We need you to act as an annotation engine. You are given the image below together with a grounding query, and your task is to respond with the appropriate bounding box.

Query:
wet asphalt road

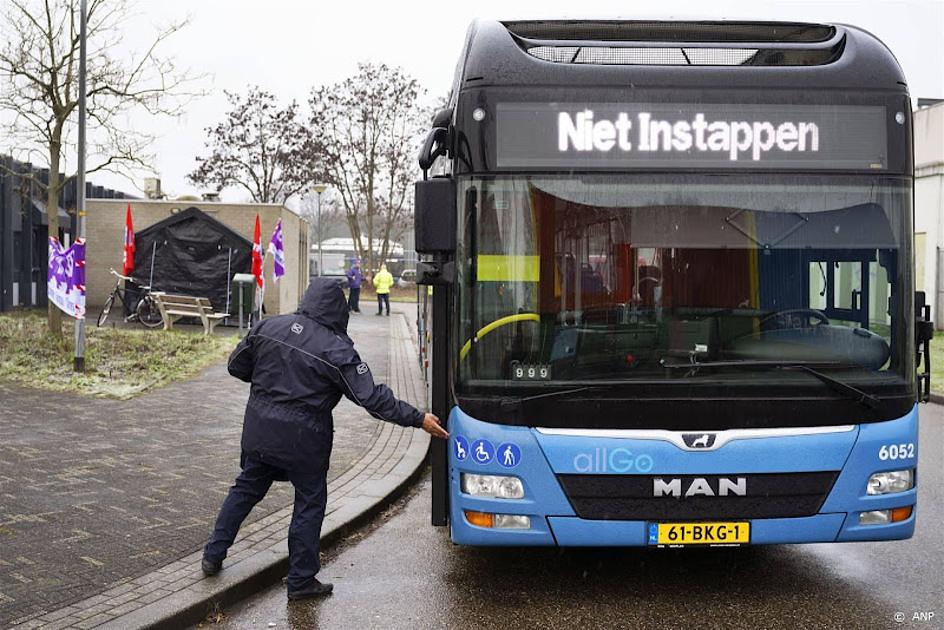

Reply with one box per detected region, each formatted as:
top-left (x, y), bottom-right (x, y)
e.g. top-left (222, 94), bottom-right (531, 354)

top-left (208, 411), bottom-right (942, 630)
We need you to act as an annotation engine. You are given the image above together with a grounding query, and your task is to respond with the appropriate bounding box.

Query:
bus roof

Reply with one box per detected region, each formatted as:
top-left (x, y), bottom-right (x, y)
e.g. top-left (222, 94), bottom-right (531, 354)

top-left (454, 20), bottom-right (907, 94)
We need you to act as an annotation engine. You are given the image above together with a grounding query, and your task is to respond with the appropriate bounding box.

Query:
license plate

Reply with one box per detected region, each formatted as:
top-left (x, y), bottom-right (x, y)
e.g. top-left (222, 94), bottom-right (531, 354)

top-left (648, 522), bottom-right (750, 546)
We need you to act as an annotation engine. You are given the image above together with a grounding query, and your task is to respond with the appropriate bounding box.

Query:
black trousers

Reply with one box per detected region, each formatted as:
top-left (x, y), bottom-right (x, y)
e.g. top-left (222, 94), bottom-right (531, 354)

top-left (204, 453), bottom-right (328, 591)
top-left (348, 287), bottom-right (360, 312)
top-left (377, 293), bottom-right (390, 315)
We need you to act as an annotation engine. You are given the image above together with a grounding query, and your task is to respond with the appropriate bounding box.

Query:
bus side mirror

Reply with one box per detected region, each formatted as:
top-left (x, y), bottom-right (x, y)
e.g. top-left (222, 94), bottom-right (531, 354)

top-left (415, 177), bottom-right (456, 255)
top-left (418, 108), bottom-right (453, 172)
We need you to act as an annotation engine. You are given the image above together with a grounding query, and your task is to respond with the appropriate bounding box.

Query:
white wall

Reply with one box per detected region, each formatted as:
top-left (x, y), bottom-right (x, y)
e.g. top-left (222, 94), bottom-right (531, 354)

top-left (914, 102), bottom-right (944, 326)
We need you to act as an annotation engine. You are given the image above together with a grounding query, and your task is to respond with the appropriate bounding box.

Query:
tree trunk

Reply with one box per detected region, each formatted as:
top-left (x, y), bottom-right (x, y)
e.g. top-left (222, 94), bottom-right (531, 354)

top-left (366, 192), bottom-right (375, 273)
top-left (347, 213), bottom-right (364, 265)
top-left (46, 141), bottom-right (63, 339)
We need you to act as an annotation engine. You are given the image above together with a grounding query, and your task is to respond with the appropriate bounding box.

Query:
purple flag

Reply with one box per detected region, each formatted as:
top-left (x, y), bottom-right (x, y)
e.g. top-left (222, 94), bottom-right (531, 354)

top-left (267, 219), bottom-right (285, 281)
top-left (47, 236), bottom-right (86, 319)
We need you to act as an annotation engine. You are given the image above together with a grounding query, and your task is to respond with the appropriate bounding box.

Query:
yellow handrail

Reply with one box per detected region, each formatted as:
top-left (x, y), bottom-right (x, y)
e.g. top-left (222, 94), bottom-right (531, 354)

top-left (459, 313), bottom-right (540, 361)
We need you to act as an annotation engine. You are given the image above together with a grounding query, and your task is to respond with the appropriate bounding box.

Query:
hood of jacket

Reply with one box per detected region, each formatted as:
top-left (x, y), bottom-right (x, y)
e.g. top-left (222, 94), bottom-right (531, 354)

top-left (297, 277), bottom-right (349, 333)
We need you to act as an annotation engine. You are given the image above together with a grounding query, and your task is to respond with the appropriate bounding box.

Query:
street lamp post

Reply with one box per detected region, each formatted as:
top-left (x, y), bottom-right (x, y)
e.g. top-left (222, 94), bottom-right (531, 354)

top-left (73, 0), bottom-right (88, 372)
top-left (313, 183), bottom-right (327, 276)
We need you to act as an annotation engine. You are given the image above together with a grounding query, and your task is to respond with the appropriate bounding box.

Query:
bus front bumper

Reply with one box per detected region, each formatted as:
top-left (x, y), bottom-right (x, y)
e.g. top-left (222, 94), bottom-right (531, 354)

top-left (447, 406), bottom-right (918, 547)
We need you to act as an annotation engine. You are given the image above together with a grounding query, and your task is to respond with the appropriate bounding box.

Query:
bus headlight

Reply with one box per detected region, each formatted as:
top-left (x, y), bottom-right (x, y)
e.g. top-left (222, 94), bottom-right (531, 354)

top-left (866, 469), bottom-right (914, 495)
top-left (461, 473), bottom-right (524, 499)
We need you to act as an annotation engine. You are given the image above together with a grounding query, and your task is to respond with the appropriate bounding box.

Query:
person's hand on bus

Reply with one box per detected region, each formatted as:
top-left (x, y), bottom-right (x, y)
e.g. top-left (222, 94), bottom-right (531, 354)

top-left (421, 413), bottom-right (448, 439)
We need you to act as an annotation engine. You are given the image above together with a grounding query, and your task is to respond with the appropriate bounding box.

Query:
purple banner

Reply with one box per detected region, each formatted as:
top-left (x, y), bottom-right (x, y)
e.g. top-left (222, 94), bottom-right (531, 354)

top-left (268, 219), bottom-right (285, 280)
top-left (47, 237), bottom-right (86, 319)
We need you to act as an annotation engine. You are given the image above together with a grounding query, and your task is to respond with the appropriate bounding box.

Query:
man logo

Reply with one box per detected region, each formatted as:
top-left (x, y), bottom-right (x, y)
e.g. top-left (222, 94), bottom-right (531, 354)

top-left (356, 363), bottom-right (369, 375)
top-left (653, 477), bottom-right (747, 497)
top-left (683, 433), bottom-right (716, 449)
top-left (291, 323), bottom-right (304, 334)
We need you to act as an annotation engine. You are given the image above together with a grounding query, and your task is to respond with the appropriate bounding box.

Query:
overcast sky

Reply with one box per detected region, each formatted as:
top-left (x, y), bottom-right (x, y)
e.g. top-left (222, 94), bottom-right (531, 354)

top-left (94, 0), bottom-right (944, 200)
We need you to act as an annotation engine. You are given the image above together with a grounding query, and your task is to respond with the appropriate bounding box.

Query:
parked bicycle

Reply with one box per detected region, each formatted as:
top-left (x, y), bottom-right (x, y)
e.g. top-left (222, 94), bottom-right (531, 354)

top-left (97, 269), bottom-right (163, 328)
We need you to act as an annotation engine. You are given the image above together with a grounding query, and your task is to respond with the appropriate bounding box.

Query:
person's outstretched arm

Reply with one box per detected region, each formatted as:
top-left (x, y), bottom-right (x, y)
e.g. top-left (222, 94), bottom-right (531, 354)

top-left (329, 347), bottom-right (447, 438)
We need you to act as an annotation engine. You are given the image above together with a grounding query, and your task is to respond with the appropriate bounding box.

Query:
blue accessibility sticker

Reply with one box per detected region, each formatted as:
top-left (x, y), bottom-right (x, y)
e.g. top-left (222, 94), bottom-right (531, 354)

top-left (453, 435), bottom-right (469, 461)
top-left (648, 523), bottom-right (659, 545)
top-left (471, 439), bottom-right (495, 465)
top-left (496, 443), bottom-right (522, 468)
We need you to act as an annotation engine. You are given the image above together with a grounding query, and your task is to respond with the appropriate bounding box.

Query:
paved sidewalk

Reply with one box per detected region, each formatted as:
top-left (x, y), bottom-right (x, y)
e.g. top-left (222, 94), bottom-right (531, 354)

top-left (0, 308), bottom-right (428, 628)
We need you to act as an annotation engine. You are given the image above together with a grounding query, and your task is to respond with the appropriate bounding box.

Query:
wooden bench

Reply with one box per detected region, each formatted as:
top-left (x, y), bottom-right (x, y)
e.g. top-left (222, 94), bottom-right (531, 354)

top-left (151, 292), bottom-right (228, 336)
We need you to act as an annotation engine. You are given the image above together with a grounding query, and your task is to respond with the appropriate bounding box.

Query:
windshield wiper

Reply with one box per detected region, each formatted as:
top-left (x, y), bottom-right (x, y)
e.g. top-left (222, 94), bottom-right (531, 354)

top-left (659, 358), bottom-right (880, 410)
top-left (503, 386), bottom-right (600, 406)
top-left (502, 381), bottom-right (638, 407)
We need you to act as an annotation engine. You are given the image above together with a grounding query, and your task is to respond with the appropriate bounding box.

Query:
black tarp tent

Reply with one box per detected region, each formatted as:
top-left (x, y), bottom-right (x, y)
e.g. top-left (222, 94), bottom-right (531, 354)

top-left (132, 207), bottom-right (252, 317)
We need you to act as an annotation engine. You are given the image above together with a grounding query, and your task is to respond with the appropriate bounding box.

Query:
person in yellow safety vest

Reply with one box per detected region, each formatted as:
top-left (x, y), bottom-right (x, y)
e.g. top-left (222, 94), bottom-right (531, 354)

top-left (373, 264), bottom-right (394, 316)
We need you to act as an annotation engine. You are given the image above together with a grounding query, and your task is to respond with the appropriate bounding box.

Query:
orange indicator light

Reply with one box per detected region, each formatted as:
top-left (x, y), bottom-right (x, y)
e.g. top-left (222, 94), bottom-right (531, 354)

top-left (464, 510), bottom-right (494, 528)
top-left (891, 506), bottom-right (913, 522)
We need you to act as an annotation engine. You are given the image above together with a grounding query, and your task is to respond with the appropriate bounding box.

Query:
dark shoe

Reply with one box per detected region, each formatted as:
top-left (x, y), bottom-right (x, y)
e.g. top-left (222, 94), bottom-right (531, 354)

top-left (202, 557), bottom-right (222, 577)
top-left (385, 312), bottom-right (390, 316)
top-left (375, 312), bottom-right (382, 316)
top-left (288, 579), bottom-right (334, 600)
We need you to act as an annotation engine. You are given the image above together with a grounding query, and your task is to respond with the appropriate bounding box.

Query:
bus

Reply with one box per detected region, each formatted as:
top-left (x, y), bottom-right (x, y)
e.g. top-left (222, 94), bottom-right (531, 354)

top-left (413, 19), bottom-right (933, 547)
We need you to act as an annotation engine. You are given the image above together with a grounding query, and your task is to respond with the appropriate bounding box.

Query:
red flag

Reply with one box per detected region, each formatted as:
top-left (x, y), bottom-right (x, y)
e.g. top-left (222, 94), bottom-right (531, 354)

top-left (252, 214), bottom-right (265, 311)
top-left (122, 204), bottom-right (135, 276)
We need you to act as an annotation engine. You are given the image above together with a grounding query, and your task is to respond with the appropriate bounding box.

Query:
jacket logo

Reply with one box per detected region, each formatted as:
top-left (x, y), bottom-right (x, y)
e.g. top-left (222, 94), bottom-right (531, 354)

top-left (683, 433), bottom-right (716, 449)
top-left (653, 477), bottom-right (747, 497)
top-left (356, 363), bottom-right (369, 375)
top-left (291, 323), bottom-right (303, 334)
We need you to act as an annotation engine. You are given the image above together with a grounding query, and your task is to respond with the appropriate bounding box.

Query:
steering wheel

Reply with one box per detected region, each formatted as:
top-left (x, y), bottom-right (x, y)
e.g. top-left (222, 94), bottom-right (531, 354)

top-left (759, 308), bottom-right (830, 330)
top-left (459, 313), bottom-right (541, 361)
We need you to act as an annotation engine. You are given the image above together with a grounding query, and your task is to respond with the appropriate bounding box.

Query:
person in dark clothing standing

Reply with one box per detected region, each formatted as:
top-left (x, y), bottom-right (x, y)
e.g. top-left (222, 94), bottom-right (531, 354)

top-left (345, 259), bottom-right (363, 313)
top-left (202, 277), bottom-right (447, 600)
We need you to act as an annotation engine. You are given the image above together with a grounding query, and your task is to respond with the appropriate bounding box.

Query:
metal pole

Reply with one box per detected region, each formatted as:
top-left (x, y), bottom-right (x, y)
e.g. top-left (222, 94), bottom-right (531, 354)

top-left (224, 247), bottom-right (232, 323)
top-left (238, 283), bottom-right (244, 336)
top-left (317, 191), bottom-right (323, 277)
top-left (148, 241), bottom-right (156, 288)
top-left (73, 0), bottom-right (88, 372)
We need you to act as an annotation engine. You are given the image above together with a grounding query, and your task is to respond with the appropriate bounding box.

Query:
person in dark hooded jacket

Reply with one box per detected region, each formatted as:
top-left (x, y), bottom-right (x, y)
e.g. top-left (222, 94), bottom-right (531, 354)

top-left (201, 277), bottom-right (447, 600)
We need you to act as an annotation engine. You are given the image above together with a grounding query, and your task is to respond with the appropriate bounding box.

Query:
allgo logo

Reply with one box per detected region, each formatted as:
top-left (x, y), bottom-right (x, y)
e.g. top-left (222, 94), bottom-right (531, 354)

top-left (573, 447), bottom-right (655, 473)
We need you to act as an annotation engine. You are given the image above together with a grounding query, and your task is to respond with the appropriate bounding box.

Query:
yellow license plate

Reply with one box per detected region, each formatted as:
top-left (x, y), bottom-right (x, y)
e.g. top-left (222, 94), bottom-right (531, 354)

top-left (650, 522), bottom-right (750, 546)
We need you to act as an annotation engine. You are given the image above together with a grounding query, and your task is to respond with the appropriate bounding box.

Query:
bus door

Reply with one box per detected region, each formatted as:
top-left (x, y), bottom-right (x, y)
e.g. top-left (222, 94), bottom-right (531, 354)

top-left (804, 251), bottom-right (888, 331)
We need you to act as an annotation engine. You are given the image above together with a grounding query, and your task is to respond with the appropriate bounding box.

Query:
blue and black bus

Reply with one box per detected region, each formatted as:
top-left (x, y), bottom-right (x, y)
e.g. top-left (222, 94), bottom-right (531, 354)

top-left (414, 20), bottom-right (933, 547)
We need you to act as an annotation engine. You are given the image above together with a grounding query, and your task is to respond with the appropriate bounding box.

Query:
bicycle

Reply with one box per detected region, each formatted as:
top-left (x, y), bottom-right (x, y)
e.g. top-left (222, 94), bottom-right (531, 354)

top-left (97, 269), bottom-right (163, 328)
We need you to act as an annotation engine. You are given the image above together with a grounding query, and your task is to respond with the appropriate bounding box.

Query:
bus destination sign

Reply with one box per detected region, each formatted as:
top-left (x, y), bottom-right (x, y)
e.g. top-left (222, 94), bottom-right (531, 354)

top-left (496, 103), bottom-right (888, 170)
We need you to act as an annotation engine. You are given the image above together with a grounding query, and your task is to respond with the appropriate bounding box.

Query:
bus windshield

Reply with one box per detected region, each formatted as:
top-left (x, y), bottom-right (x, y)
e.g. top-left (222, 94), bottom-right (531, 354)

top-left (457, 174), bottom-right (913, 394)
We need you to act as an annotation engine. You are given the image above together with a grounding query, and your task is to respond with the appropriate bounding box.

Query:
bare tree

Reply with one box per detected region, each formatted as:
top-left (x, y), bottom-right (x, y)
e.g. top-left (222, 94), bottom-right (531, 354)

top-left (309, 63), bottom-right (426, 272)
top-left (189, 87), bottom-right (315, 204)
top-left (0, 0), bottom-right (201, 336)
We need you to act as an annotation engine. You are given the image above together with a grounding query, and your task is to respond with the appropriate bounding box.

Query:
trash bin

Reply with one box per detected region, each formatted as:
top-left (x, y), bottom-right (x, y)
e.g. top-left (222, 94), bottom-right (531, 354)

top-left (231, 273), bottom-right (256, 335)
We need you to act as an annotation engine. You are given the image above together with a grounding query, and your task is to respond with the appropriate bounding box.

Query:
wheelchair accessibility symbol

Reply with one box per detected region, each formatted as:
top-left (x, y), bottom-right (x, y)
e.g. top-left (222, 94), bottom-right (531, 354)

top-left (471, 439), bottom-right (494, 464)
top-left (453, 436), bottom-right (469, 461)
